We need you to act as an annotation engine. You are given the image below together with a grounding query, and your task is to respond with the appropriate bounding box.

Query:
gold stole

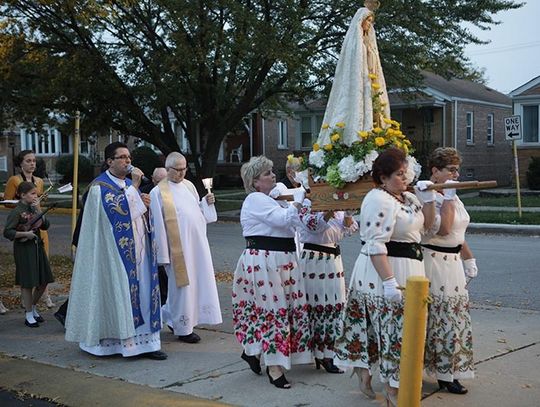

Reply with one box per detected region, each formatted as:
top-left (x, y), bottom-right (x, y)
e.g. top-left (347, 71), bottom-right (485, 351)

top-left (157, 179), bottom-right (190, 287)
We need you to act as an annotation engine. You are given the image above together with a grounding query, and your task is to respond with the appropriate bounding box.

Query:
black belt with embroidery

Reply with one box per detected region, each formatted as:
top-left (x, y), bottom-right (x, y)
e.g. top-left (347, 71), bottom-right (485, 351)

top-left (362, 240), bottom-right (423, 261)
top-left (245, 236), bottom-right (296, 252)
top-left (303, 242), bottom-right (341, 256)
top-left (422, 244), bottom-right (462, 254)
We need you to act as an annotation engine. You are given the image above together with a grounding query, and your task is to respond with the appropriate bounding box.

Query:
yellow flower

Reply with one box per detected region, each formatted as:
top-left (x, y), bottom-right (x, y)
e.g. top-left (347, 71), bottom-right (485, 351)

top-left (369, 73), bottom-right (378, 80)
top-left (331, 133), bottom-right (340, 143)
top-left (375, 137), bottom-right (386, 147)
top-left (391, 119), bottom-right (400, 128)
top-left (287, 154), bottom-right (294, 163)
top-left (371, 83), bottom-right (381, 90)
top-left (357, 130), bottom-right (369, 139)
top-left (386, 128), bottom-right (395, 137)
top-left (313, 143), bottom-right (320, 151)
top-left (403, 144), bottom-right (409, 154)
top-left (394, 140), bottom-right (403, 148)
top-left (321, 123), bottom-right (329, 130)
top-left (324, 144), bottom-right (333, 151)
top-left (404, 139), bottom-right (411, 146)
top-left (335, 122), bottom-right (345, 128)
top-left (383, 118), bottom-right (393, 125)
top-left (373, 127), bottom-right (383, 134)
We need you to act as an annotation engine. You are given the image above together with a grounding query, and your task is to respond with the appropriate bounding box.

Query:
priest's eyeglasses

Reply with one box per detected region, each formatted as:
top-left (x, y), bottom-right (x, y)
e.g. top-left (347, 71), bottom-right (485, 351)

top-left (170, 166), bottom-right (187, 172)
top-left (113, 155), bottom-right (132, 161)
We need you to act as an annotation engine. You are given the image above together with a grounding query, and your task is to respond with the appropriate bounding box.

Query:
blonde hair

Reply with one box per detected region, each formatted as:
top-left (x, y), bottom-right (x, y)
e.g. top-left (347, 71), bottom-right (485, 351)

top-left (241, 156), bottom-right (273, 193)
top-left (428, 147), bottom-right (462, 171)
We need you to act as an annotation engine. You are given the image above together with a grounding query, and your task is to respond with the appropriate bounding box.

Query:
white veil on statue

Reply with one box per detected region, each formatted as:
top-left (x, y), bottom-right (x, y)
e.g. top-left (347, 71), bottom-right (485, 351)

top-left (317, 7), bottom-right (390, 147)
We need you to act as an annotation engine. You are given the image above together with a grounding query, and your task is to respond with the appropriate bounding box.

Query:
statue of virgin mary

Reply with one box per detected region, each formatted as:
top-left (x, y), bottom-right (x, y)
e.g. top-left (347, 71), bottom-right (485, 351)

top-left (317, 3), bottom-right (390, 146)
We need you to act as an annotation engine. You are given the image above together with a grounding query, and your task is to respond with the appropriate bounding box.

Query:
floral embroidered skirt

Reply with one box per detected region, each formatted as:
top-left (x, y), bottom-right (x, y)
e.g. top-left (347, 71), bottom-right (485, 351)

top-left (232, 248), bottom-right (312, 369)
top-left (333, 253), bottom-right (425, 388)
top-left (299, 248), bottom-right (346, 359)
top-left (423, 249), bottom-right (475, 381)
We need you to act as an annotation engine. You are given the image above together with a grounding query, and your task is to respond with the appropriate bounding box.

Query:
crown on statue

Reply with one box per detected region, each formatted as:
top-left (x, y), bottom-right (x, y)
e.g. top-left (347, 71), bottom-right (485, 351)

top-left (364, 0), bottom-right (380, 11)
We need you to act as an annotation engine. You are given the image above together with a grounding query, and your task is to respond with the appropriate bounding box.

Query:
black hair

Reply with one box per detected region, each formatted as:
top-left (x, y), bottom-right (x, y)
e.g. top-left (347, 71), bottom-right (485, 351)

top-left (15, 150), bottom-right (35, 167)
top-left (104, 142), bottom-right (128, 161)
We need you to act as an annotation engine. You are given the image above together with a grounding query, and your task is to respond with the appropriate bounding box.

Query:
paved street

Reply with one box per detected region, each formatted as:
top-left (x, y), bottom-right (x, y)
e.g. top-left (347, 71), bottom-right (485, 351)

top-left (2, 211), bottom-right (539, 310)
top-left (1, 210), bottom-right (540, 406)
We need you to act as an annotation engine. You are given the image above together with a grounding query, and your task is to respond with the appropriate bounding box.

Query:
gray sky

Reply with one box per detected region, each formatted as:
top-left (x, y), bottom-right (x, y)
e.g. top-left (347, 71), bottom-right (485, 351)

top-left (464, 1), bottom-right (540, 94)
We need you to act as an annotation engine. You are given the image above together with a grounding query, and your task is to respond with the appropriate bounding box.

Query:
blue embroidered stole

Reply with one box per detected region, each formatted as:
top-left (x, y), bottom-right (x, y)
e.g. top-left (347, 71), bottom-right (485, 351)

top-left (94, 172), bottom-right (161, 332)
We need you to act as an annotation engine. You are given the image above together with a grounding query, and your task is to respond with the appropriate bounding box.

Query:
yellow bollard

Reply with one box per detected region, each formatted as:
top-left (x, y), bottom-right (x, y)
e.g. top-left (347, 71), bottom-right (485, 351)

top-left (398, 276), bottom-right (430, 407)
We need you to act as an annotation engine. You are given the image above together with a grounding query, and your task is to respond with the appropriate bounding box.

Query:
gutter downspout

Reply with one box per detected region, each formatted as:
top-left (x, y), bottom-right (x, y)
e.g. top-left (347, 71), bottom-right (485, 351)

top-left (454, 99), bottom-right (458, 148)
top-left (442, 104), bottom-right (446, 147)
top-left (262, 117), bottom-right (266, 156)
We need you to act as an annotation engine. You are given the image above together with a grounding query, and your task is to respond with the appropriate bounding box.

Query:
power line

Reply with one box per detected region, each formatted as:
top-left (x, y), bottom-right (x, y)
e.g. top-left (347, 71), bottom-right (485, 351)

top-left (468, 41), bottom-right (540, 56)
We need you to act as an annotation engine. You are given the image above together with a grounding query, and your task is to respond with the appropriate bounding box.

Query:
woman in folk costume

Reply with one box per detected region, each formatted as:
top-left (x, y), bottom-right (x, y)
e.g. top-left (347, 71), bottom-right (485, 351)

top-left (233, 156), bottom-right (311, 389)
top-left (297, 204), bottom-right (358, 374)
top-left (419, 147), bottom-right (476, 394)
top-left (4, 149), bottom-right (55, 308)
top-left (333, 148), bottom-right (435, 406)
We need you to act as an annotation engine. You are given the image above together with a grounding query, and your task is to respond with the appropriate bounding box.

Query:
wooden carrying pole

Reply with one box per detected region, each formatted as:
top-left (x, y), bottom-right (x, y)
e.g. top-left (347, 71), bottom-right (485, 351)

top-left (398, 276), bottom-right (430, 407)
top-left (275, 180), bottom-right (498, 201)
top-left (71, 111), bottom-right (80, 257)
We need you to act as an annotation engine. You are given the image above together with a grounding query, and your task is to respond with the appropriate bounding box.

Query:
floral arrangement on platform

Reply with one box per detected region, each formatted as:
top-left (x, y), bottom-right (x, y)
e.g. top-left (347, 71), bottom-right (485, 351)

top-left (295, 74), bottom-right (421, 189)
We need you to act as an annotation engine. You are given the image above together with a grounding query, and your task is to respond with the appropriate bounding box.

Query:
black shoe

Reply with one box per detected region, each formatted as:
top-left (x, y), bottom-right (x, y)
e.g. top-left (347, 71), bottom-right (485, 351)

top-left (142, 351), bottom-right (168, 360)
top-left (54, 311), bottom-right (66, 327)
top-left (315, 358), bottom-right (344, 374)
top-left (34, 315), bottom-right (44, 323)
top-left (25, 319), bottom-right (39, 328)
top-left (241, 351), bottom-right (262, 375)
top-left (167, 325), bottom-right (174, 333)
top-left (266, 367), bottom-right (291, 389)
top-left (178, 332), bottom-right (201, 343)
top-left (438, 379), bottom-right (468, 394)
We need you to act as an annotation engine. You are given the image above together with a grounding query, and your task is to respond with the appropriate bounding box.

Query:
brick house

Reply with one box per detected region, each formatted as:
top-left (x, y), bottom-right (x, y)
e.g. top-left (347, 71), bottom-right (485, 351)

top-left (260, 72), bottom-right (513, 185)
top-left (509, 75), bottom-right (540, 186)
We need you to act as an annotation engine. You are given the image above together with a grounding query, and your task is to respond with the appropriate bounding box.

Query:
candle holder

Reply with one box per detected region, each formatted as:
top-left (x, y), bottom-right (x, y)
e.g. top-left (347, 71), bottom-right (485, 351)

top-left (202, 177), bottom-right (213, 195)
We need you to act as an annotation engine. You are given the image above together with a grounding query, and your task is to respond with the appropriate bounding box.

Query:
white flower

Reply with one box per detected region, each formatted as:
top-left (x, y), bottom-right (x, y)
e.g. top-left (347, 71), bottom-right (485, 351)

top-left (354, 160), bottom-right (370, 177)
top-left (364, 150), bottom-right (379, 167)
top-left (293, 169), bottom-right (310, 190)
top-left (309, 149), bottom-right (326, 168)
top-left (338, 155), bottom-right (360, 182)
top-left (405, 155), bottom-right (422, 184)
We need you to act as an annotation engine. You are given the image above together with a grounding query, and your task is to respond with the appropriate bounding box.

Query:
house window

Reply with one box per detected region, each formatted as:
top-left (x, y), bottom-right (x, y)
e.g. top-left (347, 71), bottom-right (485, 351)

top-left (21, 128), bottom-right (71, 155)
top-left (466, 112), bottom-right (474, 144)
top-left (299, 115), bottom-right (324, 149)
top-left (80, 141), bottom-right (89, 155)
top-left (523, 105), bottom-right (539, 143)
top-left (278, 120), bottom-right (288, 149)
top-left (487, 114), bottom-right (494, 145)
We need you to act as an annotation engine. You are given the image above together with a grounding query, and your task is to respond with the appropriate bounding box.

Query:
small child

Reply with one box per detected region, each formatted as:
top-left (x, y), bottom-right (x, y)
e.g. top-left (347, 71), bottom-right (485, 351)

top-left (3, 181), bottom-right (54, 327)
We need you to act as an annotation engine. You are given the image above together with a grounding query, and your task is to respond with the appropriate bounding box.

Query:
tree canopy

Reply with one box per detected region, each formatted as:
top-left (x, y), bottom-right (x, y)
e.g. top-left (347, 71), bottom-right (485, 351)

top-left (0, 0), bottom-right (522, 177)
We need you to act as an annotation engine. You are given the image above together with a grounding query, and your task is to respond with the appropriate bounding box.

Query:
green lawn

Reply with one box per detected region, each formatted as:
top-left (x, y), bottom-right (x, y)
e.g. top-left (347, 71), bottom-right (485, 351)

top-left (468, 211), bottom-right (540, 225)
top-left (461, 195), bottom-right (540, 207)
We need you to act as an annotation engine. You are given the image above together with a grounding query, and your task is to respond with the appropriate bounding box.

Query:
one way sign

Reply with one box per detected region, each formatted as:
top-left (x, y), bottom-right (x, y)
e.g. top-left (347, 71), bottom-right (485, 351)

top-left (504, 115), bottom-right (522, 140)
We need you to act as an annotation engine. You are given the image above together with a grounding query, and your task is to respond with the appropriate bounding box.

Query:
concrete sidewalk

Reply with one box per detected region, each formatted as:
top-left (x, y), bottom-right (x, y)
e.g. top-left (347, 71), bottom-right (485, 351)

top-left (1, 283), bottom-right (539, 407)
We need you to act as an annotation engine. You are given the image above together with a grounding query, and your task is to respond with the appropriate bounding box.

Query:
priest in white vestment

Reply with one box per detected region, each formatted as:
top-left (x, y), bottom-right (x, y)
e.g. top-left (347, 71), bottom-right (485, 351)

top-left (65, 142), bottom-right (166, 360)
top-left (149, 152), bottom-right (222, 343)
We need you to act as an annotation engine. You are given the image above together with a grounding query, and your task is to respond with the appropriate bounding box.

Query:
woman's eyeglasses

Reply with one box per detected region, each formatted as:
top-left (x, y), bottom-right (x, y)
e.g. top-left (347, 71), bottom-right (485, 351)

top-left (444, 166), bottom-right (460, 174)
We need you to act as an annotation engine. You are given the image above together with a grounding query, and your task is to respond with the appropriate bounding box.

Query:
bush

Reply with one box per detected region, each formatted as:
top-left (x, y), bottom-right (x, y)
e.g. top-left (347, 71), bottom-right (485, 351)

top-left (526, 156), bottom-right (540, 190)
top-left (55, 155), bottom-right (94, 183)
top-left (131, 146), bottom-right (162, 178)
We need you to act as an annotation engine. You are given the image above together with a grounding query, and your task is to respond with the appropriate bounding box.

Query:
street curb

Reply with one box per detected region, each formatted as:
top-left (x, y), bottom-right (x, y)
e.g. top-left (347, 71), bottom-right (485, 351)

top-left (0, 354), bottom-right (232, 407)
top-left (468, 223), bottom-right (540, 236)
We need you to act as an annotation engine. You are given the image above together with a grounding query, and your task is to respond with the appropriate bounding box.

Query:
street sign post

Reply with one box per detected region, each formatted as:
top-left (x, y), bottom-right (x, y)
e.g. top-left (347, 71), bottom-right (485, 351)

top-left (504, 115), bottom-right (522, 217)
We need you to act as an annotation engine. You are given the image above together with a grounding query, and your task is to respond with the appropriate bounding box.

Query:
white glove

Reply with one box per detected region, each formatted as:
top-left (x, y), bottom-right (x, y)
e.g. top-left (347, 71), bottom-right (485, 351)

top-left (382, 277), bottom-right (402, 302)
top-left (443, 180), bottom-right (458, 201)
top-left (293, 188), bottom-right (305, 204)
top-left (463, 258), bottom-right (478, 278)
top-left (414, 180), bottom-right (436, 203)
